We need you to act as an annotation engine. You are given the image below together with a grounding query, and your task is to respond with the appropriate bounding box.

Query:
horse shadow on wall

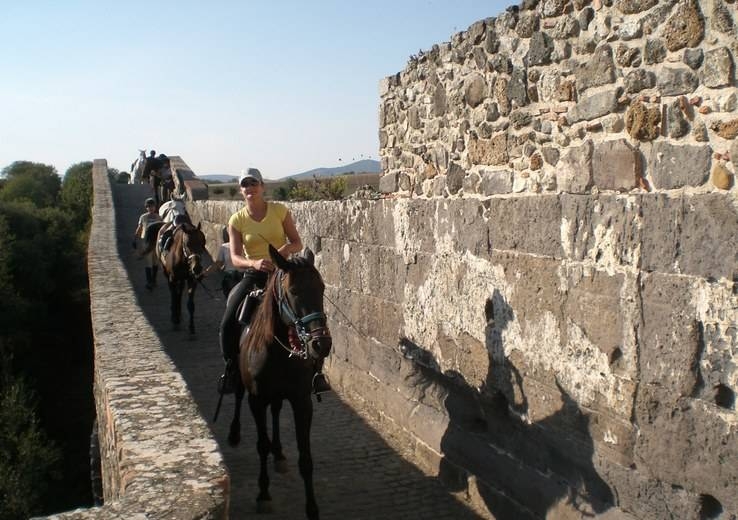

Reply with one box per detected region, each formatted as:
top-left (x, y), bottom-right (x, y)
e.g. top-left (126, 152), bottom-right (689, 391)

top-left (402, 289), bottom-right (614, 519)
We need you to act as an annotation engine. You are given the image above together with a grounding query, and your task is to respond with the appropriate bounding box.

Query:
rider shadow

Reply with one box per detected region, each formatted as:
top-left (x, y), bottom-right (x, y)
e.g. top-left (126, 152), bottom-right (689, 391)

top-left (404, 289), bottom-right (614, 519)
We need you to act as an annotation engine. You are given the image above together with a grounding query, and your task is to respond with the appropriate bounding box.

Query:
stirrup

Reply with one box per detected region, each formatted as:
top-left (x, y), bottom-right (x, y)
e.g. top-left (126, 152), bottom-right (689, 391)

top-left (312, 373), bottom-right (331, 395)
top-left (217, 362), bottom-right (239, 395)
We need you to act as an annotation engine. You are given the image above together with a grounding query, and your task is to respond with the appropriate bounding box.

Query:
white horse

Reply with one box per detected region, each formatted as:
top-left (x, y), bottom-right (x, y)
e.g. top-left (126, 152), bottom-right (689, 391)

top-left (130, 149), bottom-right (147, 185)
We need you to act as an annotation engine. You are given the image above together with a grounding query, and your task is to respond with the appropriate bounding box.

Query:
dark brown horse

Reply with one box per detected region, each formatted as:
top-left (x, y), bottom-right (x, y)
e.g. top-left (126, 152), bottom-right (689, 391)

top-left (156, 221), bottom-right (207, 334)
top-left (229, 245), bottom-right (332, 520)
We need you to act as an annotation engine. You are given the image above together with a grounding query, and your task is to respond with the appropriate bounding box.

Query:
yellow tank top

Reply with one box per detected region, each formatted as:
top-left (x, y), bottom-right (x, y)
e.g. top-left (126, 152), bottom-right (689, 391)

top-left (228, 202), bottom-right (288, 260)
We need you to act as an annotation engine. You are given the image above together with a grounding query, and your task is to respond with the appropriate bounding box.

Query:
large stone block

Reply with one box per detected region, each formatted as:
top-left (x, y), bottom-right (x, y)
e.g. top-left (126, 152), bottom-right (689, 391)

top-left (486, 195), bottom-right (563, 257)
top-left (559, 194), bottom-right (642, 269)
top-left (648, 141), bottom-right (711, 189)
top-left (592, 139), bottom-right (641, 191)
top-left (640, 193), bottom-right (737, 279)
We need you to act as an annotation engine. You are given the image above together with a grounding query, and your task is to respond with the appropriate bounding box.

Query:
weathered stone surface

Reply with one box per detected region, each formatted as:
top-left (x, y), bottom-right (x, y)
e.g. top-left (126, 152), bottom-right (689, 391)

top-left (516, 11), bottom-right (540, 37)
top-left (557, 140), bottom-right (594, 193)
top-left (576, 44), bottom-right (616, 92)
top-left (624, 69), bottom-right (656, 93)
top-left (478, 169), bottom-right (513, 195)
top-left (379, 172), bottom-right (399, 193)
top-left (541, 146), bottom-right (560, 166)
top-left (625, 101), bottom-right (661, 141)
top-left (615, 44), bottom-right (641, 67)
top-left (641, 193), bottom-right (737, 278)
top-left (666, 99), bottom-right (689, 138)
top-left (486, 196), bottom-right (563, 256)
top-left (433, 84), bottom-right (447, 116)
top-left (649, 142), bottom-right (711, 189)
top-left (468, 133), bottom-right (508, 166)
top-left (567, 88), bottom-right (620, 123)
top-left (644, 38), bottom-right (667, 64)
top-left (712, 1), bottom-right (734, 33)
top-left (711, 162), bottom-right (734, 190)
top-left (662, 0), bottom-right (705, 51)
top-left (592, 139), bottom-right (640, 191)
top-left (702, 47), bottom-right (734, 88)
top-left (683, 47), bottom-right (704, 69)
top-left (618, 19), bottom-right (642, 40)
top-left (656, 67), bottom-right (699, 96)
top-left (446, 162), bottom-right (465, 194)
top-left (615, 0), bottom-right (658, 14)
top-left (508, 69), bottom-right (528, 108)
top-left (713, 118), bottom-right (738, 139)
top-left (526, 31), bottom-right (554, 66)
top-left (542, 0), bottom-right (568, 17)
top-left (464, 74), bottom-right (487, 108)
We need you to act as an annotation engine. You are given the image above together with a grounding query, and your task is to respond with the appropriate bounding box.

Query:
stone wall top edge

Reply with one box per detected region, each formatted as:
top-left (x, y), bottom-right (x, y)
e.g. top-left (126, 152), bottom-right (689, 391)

top-left (34, 160), bottom-right (228, 520)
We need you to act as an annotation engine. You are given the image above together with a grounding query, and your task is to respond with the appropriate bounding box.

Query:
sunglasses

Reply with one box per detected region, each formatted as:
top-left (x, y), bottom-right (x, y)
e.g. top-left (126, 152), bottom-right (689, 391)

top-left (240, 179), bottom-right (260, 187)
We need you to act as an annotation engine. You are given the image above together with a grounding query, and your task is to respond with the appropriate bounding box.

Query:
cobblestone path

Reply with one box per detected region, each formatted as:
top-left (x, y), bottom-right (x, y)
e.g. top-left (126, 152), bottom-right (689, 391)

top-left (113, 183), bottom-right (481, 520)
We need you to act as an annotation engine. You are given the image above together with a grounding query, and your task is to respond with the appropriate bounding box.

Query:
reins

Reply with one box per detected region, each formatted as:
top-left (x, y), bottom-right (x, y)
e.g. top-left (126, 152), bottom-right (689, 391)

top-left (271, 269), bottom-right (329, 359)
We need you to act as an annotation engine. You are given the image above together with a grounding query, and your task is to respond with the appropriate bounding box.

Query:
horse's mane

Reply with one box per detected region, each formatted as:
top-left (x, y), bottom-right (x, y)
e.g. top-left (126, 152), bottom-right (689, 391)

top-left (244, 256), bottom-right (316, 352)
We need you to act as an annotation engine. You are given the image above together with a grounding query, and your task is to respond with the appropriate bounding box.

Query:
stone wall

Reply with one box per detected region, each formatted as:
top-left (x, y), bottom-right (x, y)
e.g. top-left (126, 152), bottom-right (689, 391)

top-left (36, 160), bottom-right (228, 519)
top-left (378, 0), bottom-right (736, 197)
top-left (187, 3), bottom-right (737, 518)
top-left (189, 191), bottom-right (736, 519)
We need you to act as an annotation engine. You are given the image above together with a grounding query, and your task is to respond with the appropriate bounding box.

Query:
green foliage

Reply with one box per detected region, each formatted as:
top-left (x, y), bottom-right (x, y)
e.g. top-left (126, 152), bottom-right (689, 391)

top-left (0, 162), bottom-right (60, 208)
top-left (0, 369), bottom-right (61, 520)
top-left (229, 187), bottom-right (238, 198)
top-left (0, 160), bottom-right (91, 516)
top-left (277, 176), bottom-right (346, 201)
top-left (212, 186), bottom-right (224, 195)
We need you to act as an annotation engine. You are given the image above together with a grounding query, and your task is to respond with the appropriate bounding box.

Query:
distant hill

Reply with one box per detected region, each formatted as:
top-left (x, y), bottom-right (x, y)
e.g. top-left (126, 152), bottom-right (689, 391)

top-left (199, 174), bottom-right (238, 183)
top-left (286, 159), bottom-right (381, 180)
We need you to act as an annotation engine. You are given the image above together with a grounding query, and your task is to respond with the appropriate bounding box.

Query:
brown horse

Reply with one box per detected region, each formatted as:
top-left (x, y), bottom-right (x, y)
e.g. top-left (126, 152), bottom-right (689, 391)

top-left (156, 221), bottom-right (207, 334)
top-left (229, 245), bottom-right (332, 520)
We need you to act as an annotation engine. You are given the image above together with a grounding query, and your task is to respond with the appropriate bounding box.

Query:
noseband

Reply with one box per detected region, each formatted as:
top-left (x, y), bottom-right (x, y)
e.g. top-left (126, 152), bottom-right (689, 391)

top-left (177, 226), bottom-right (203, 275)
top-left (274, 269), bottom-right (330, 359)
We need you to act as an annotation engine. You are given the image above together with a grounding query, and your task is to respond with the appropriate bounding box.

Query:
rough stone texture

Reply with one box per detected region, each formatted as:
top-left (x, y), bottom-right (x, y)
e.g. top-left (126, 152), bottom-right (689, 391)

top-left (368, 5), bottom-right (738, 516)
top-left (625, 101), bottom-right (661, 141)
top-left (662, 0), bottom-right (705, 51)
top-left (649, 141), bottom-right (712, 189)
top-left (188, 180), bottom-right (738, 520)
top-left (592, 139), bottom-right (640, 191)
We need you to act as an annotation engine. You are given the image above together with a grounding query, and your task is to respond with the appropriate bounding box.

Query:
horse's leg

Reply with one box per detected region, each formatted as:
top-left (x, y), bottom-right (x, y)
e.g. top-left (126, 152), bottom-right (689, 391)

top-left (248, 394), bottom-right (273, 513)
top-left (170, 280), bottom-right (182, 326)
top-left (187, 280), bottom-right (196, 335)
top-left (270, 398), bottom-right (288, 473)
top-left (291, 395), bottom-right (319, 520)
top-left (228, 383), bottom-right (244, 446)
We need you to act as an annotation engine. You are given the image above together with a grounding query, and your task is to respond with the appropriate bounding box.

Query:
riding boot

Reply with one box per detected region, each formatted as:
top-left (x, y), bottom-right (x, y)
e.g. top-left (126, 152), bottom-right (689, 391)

top-left (145, 267), bottom-right (153, 290)
top-left (151, 265), bottom-right (158, 286)
top-left (218, 358), bottom-right (240, 395)
top-left (312, 359), bottom-right (331, 394)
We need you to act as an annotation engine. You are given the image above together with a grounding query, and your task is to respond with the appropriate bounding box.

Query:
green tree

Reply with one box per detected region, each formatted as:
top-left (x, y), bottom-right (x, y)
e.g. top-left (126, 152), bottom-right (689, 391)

top-left (61, 162), bottom-right (93, 241)
top-left (0, 162), bottom-right (60, 208)
top-left (0, 371), bottom-right (60, 520)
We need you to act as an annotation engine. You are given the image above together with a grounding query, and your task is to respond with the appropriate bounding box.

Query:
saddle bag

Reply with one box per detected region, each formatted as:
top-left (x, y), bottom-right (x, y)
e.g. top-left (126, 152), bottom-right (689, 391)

top-left (237, 289), bottom-right (265, 326)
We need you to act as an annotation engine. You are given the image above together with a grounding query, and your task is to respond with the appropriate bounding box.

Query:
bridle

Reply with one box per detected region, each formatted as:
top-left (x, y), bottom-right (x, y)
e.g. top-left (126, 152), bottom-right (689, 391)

top-left (273, 268), bottom-right (331, 360)
top-left (177, 225), bottom-right (204, 277)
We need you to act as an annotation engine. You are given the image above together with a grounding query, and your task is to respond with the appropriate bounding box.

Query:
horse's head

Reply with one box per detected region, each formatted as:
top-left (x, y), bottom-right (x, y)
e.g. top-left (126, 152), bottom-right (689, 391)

top-left (179, 222), bottom-right (207, 279)
top-left (270, 245), bottom-right (332, 361)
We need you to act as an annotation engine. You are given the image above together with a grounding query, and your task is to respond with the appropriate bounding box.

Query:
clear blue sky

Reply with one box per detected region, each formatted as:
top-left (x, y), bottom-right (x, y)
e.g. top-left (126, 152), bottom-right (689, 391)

top-left (0, 1), bottom-right (507, 180)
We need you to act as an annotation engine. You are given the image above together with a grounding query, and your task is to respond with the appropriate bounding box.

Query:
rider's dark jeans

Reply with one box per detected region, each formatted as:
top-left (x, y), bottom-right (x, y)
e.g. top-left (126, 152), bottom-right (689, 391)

top-left (219, 268), bottom-right (268, 363)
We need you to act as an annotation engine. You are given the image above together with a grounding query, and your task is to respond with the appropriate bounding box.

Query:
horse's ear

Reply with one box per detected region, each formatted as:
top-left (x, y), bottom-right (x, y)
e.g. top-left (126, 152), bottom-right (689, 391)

top-left (269, 244), bottom-right (290, 271)
top-left (197, 222), bottom-right (201, 231)
top-left (303, 248), bottom-right (314, 265)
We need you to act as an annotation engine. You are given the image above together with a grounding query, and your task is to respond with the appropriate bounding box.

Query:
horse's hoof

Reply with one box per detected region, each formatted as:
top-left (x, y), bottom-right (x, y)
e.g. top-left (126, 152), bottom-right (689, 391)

top-left (274, 458), bottom-right (288, 474)
top-left (256, 500), bottom-right (273, 514)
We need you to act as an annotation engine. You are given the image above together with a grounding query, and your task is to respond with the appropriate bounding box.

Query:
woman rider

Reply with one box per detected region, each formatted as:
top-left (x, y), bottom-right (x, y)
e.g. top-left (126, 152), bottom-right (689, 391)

top-left (219, 168), bottom-right (330, 395)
